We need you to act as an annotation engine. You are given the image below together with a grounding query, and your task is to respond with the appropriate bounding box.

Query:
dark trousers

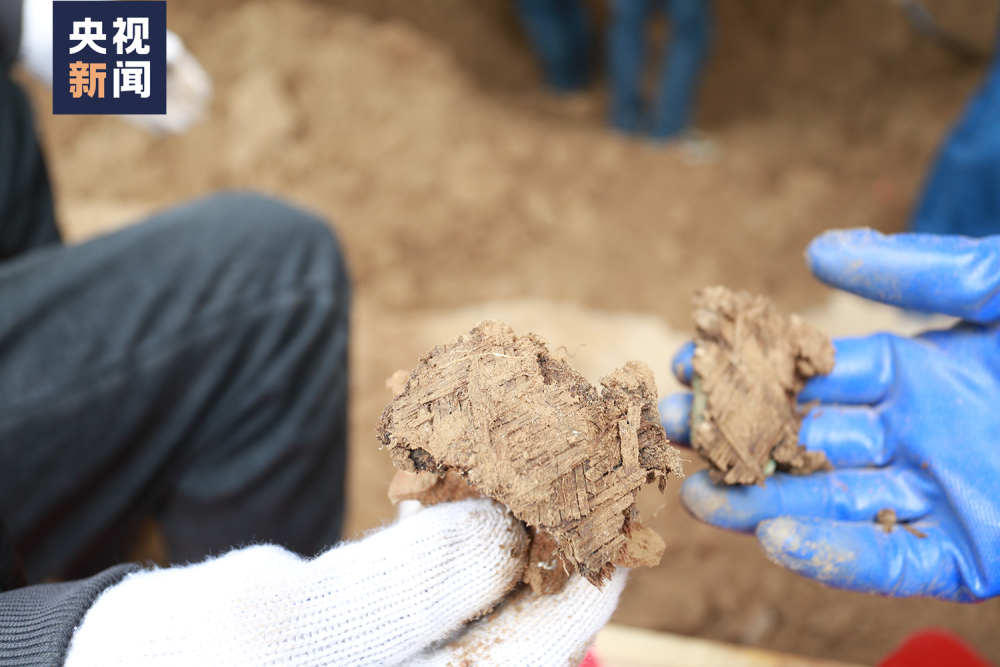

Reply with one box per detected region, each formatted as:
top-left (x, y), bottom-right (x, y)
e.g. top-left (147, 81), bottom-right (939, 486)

top-left (0, 71), bottom-right (350, 584)
top-left (607, 0), bottom-right (712, 139)
top-left (513, 0), bottom-right (594, 92)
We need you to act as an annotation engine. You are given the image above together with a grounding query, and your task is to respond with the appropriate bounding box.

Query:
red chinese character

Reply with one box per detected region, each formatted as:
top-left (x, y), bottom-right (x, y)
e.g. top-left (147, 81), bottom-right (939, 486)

top-left (69, 61), bottom-right (89, 98)
top-left (88, 62), bottom-right (106, 98)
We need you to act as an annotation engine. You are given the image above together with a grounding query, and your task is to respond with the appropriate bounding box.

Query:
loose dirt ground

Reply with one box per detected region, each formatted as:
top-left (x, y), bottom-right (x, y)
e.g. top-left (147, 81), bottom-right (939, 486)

top-left (26, 0), bottom-right (1000, 663)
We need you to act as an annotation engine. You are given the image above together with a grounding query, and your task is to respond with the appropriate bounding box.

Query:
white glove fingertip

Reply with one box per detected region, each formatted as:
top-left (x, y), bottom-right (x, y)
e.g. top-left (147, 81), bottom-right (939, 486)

top-left (371, 498), bottom-right (529, 608)
top-left (409, 568), bottom-right (628, 667)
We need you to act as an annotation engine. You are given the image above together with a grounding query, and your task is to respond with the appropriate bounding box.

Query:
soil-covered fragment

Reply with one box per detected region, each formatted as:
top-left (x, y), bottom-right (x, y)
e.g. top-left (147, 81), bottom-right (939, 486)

top-left (377, 319), bottom-right (682, 587)
top-left (523, 529), bottom-right (574, 595)
top-left (690, 286), bottom-right (835, 486)
top-left (614, 523), bottom-right (666, 568)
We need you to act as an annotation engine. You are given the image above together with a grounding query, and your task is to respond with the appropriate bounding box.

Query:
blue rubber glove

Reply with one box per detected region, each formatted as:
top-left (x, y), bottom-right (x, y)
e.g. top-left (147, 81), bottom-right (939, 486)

top-left (660, 229), bottom-right (1000, 601)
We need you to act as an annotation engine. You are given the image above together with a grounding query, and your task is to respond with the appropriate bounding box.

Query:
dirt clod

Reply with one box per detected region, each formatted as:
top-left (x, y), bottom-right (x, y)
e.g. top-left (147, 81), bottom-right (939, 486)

top-left (691, 286), bottom-right (835, 486)
top-left (876, 508), bottom-right (898, 533)
top-left (523, 529), bottom-right (574, 595)
top-left (876, 507), bottom-right (928, 539)
top-left (377, 319), bottom-right (682, 587)
top-left (386, 369), bottom-right (411, 397)
top-left (615, 523), bottom-right (667, 569)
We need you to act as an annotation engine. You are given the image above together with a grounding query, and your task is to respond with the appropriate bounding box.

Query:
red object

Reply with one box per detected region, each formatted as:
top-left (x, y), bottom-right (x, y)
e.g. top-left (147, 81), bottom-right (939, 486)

top-left (878, 629), bottom-right (993, 667)
top-left (578, 647), bottom-right (602, 667)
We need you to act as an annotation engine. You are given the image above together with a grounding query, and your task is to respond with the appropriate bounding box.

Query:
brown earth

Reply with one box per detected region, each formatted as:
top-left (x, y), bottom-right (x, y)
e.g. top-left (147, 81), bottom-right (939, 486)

top-left (25, 0), bottom-right (1000, 663)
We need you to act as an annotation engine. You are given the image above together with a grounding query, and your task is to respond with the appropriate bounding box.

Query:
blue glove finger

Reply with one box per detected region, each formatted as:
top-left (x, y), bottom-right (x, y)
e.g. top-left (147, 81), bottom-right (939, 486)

top-left (680, 468), bottom-right (933, 533)
top-left (799, 335), bottom-right (895, 405)
top-left (672, 341), bottom-right (695, 385)
top-left (658, 393), bottom-right (692, 446)
top-left (756, 516), bottom-right (976, 600)
top-left (799, 406), bottom-right (889, 468)
top-left (807, 229), bottom-right (1000, 322)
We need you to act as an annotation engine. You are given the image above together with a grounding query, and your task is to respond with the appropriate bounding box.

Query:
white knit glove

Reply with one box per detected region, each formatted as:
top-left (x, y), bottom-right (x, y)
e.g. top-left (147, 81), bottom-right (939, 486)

top-left (19, 0), bottom-right (212, 134)
top-left (408, 566), bottom-right (627, 667)
top-left (64, 499), bottom-right (626, 667)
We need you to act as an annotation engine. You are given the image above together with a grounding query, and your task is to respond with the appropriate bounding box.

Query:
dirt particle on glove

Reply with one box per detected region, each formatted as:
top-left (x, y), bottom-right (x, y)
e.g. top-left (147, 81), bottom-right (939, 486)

top-left (377, 319), bottom-right (682, 588)
top-left (876, 508), bottom-right (897, 533)
top-left (690, 286), bottom-right (834, 486)
top-left (876, 507), bottom-right (927, 538)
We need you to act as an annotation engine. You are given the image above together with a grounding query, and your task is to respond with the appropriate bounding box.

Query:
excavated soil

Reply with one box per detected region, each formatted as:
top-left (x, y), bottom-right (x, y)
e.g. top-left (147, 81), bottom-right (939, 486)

top-left (28, 0), bottom-right (1000, 663)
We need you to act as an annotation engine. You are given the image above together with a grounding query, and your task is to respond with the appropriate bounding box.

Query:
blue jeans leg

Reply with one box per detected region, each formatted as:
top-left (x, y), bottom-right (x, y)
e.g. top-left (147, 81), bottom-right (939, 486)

top-left (607, 0), bottom-right (656, 133)
top-left (650, 0), bottom-right (712, 139)
top-left (514, 0), bottom-right (594, 92)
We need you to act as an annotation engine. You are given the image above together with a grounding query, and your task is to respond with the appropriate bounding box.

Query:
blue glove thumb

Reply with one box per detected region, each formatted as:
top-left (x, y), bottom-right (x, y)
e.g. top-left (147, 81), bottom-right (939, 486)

top-left (807, 229), bottom-right (1000, 321)
top-left (658, 342), bottom-right (695, 445)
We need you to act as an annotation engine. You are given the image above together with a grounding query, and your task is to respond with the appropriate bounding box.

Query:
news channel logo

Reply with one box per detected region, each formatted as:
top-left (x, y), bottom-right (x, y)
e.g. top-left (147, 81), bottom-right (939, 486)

top-left (53, 1), bottom-right (166, 115)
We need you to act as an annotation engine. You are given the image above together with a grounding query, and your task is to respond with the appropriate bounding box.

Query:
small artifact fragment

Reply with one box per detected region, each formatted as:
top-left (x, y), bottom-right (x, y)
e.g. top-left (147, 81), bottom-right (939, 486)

top-left (377, 320), bottom-right (682, 589)
top-left (690, 286), bottom-right (835, 486)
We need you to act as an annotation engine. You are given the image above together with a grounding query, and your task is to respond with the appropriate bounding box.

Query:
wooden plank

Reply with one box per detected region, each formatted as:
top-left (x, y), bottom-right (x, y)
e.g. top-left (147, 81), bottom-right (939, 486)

top-left (594, 624), bottom-right (869, 667)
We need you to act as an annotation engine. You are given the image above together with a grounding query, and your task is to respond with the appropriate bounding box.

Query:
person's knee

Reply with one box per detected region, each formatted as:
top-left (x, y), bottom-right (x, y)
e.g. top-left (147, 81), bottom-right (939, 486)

top-left (163, 191), bottom-right (350, 296)
top-left (197, 192), bottom-right (335, 252)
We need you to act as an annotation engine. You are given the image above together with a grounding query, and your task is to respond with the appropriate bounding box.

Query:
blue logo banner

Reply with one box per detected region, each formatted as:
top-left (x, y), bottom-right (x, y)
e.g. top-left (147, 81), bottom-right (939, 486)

top-left (52, 1), bottom-right (167, 115)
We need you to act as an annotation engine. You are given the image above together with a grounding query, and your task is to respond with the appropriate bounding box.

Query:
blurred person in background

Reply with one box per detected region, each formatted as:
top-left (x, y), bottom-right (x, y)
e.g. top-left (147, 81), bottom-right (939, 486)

top-left (908, 19), bottom-right (1000, 238)
top-left (606, 0), bottom-right (715, 157)
top-left (513, 0), bottom-right (595, 93)
top-left (0, 1), bottom-right (624, 665)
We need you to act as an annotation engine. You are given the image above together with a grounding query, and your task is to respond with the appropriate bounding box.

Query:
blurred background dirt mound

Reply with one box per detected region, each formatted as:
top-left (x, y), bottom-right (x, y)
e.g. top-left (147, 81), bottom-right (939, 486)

top-left (25, 0), bottom-right (1000, 663)
top-left (34, 0), bottom-right (999, 325)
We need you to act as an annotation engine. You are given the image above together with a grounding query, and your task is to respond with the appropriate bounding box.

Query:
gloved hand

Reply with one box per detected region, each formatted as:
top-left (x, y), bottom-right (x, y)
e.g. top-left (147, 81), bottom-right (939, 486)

top-left (64, 498), bottom-right (626, 667)
top-left (19, 0), bottom-right (212, 134)
top-left (660, 229), bottom-right (1000, 602)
